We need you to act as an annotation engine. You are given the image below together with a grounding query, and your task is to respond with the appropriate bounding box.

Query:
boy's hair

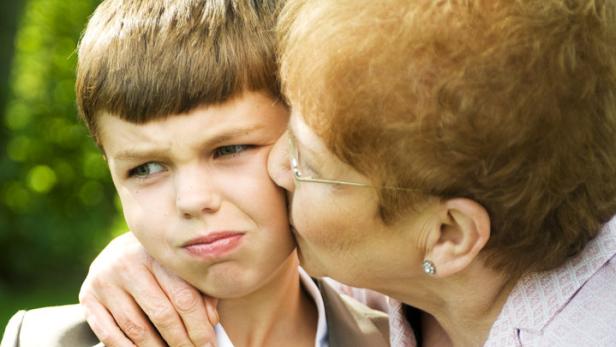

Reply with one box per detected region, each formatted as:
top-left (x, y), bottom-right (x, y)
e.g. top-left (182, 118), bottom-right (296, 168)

top-left (279, 0), bottom-right (616, 278)
top-left (77, 0), bottom-right (282, 142)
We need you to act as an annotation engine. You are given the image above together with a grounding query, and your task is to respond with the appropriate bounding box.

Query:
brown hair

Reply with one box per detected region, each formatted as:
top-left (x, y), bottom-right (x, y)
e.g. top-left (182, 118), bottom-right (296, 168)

top-left (77, 0), bottom-right (283, 142)
top-left (279, 0), bottom-right (616, 277)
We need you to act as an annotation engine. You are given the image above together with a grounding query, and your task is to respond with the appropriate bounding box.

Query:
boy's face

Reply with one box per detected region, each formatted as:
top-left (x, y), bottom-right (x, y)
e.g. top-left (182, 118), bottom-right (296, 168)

top-left (98, 91), bottom-right (294, 299)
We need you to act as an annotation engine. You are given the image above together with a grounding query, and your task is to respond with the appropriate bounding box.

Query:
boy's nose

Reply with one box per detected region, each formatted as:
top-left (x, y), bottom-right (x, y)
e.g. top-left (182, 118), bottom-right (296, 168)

top-left (268, 131), bottom-right (296, 193)
top-left (175, 167), bottom-right (222, 218)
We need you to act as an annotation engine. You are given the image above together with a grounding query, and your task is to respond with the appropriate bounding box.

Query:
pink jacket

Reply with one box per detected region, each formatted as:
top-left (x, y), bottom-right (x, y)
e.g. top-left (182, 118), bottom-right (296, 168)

top-left (483, 215), bottom-right (616, 346)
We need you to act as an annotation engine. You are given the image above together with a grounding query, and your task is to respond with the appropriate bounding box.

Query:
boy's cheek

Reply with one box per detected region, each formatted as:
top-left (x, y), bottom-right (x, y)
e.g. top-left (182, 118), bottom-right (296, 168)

top-left (123, 201), bottom-right (171, 259)
top-left (120, 184), bottom-right (176, 231)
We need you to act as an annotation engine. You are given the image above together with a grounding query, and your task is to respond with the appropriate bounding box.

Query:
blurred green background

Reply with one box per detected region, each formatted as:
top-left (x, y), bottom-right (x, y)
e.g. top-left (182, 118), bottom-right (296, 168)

top-left (0, 0), bottom-right (127, 332)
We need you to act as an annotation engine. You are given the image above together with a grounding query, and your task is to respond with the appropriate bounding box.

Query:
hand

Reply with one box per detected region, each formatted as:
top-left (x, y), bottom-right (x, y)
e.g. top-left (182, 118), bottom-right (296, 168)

top-left (79, 232), bottom-right (219, 347)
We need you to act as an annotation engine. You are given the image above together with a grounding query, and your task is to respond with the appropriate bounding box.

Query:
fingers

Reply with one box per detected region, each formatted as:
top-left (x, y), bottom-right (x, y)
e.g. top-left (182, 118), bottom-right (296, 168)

top-left (81, 273), bottom-right (167, 347)
top-left (81, 298), bottom-right (136, 347)
top-left (109, 292), bottom-right (167, 347)
top-left (114, 262), bottom-right (195, 347)
top-left (151, 261), bottom-right (218, 347)
top-left (97, 289), bottom-right (167, 347)
top-left (80, 232), bottom-right (191, 347)
top-left (203, 297), bottom-right (219, 326)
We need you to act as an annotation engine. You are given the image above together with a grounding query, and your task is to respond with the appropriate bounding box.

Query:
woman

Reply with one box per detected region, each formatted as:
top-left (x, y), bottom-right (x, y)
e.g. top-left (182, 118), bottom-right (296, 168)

top-left (78, 0), bottom-right (616, 345)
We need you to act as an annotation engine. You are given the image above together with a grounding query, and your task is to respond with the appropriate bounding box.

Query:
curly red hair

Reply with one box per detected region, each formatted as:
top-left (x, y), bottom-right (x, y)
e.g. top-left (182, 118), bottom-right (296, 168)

top-left (279, 0), bottom-right (616, 277)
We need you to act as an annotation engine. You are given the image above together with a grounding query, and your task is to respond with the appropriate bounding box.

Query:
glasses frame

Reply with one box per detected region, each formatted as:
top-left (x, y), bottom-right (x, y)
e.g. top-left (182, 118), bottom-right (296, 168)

top-left (289, 137), bottom-right (418, 191)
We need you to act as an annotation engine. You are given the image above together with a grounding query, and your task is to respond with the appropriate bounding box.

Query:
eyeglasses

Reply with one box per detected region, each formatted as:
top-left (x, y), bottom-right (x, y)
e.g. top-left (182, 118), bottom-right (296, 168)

top-left (289, 138), bottom-right (371, 187)
top-left (288, 137), bottom-right (418, 191)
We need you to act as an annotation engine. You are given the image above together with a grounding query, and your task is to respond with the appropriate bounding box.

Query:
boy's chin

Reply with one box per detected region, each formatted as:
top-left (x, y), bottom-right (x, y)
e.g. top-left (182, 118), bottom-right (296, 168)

top-left (184, 268), bottom-right (263, 300)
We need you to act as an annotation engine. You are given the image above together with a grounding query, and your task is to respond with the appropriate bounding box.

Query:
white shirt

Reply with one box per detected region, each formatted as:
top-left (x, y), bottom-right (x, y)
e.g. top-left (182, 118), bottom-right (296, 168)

top-left (214, 266), bottom-right (329, 347)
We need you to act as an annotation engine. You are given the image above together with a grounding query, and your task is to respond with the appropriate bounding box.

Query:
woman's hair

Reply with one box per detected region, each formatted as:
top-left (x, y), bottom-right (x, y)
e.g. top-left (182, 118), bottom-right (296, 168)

top-left (279, 0), bottom-right (616, 277)
top-left (77, 0), bottom-right (283, 142)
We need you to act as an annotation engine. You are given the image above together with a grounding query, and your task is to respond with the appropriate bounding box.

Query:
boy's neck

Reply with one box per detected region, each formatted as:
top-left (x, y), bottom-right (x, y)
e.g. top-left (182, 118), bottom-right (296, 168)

top-left (217, 253), bottom-right (318, 347)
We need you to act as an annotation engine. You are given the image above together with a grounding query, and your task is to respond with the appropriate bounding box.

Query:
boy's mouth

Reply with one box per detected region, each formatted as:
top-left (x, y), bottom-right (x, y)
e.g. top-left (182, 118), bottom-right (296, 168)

top-left (182, 231), bottom-right (245, 259)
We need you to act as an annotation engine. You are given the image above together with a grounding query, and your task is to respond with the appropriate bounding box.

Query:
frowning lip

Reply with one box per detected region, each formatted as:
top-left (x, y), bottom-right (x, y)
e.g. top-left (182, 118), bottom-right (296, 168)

top-left (182, 231), bottom-right (245, 259)
top-left (182, 231), bottom-right (245, 247)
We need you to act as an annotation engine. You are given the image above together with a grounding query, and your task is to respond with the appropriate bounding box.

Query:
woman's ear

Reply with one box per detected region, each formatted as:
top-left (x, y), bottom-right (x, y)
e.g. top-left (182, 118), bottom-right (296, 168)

top-left (426, 198), bottom-right (490, 277)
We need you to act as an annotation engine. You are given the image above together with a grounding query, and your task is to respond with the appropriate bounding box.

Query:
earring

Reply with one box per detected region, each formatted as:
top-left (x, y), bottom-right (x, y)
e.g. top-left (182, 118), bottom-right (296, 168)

top-left (422, 260), bottom-right (436, 276)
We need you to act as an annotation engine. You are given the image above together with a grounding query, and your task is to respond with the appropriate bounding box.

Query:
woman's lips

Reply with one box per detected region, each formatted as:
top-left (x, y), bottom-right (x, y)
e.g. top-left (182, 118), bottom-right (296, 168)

top-left (183, 232), bottom-right (244, 259)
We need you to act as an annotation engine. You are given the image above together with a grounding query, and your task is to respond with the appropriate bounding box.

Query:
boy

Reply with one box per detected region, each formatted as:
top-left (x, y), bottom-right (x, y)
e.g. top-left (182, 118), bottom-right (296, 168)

top-left (0, 1), bottom-right (388, 346)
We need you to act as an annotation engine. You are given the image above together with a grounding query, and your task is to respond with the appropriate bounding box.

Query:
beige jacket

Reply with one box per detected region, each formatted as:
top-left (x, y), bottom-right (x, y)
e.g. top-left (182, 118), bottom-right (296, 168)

top-left (1, 279), bottom-right (389, 347)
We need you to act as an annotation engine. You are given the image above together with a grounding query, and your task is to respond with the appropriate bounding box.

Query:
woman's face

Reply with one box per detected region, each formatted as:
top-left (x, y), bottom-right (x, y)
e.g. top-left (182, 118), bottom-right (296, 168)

top-left (269, 111), bottom-right (431, 290)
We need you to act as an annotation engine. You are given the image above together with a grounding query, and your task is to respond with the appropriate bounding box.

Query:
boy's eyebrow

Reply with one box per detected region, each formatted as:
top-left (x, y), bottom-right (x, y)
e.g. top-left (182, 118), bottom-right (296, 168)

top-left (113, 124), bottom-right (265, 161)
top-left (207, 124), bottom-right (265, 146)
top-left (113, 148), bottom-right (166, 161)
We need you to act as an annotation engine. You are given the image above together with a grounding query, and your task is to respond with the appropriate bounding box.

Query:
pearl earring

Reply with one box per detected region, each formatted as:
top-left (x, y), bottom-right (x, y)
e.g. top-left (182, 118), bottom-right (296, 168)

top-left (422, 260), bottom-right (436, 276)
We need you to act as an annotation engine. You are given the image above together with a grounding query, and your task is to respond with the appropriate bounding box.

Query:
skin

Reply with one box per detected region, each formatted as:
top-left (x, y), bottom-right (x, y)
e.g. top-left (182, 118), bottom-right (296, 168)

top-left (101, 92), bottom-right (294, 300)
top-left (79, 0), bottom-right (612, 343)
top-left (79, 6), bottom-right (520, 347)
top-left (270, 112), bottom-right (430, 289)
top-left (87, 91), bottom-right (317, 347)
top-left (82, 107), bottom-right (514, 347)
top-left (268, 110), bottom-right (514, 347)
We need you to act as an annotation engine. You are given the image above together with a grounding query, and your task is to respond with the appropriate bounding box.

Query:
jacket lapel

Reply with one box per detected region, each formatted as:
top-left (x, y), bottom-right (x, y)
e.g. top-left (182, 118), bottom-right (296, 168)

top-left (317, 279), bottom-right (390, 347)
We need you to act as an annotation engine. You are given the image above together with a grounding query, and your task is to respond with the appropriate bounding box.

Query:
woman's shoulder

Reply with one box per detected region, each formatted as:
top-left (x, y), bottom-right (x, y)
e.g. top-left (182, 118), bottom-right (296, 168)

top-left (486, 221), bottom-right (616, 346)
top-left (539, 254), bottom-right (616, 344)
top-left (0, 304), bottom-right (100, 347)
top-left (540, 220), bottom-right (616, 341)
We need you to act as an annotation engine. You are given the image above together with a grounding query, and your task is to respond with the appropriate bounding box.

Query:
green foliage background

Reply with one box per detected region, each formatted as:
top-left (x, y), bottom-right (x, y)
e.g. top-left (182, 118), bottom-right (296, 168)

top-left (0, 0), bottom-right (127, 331)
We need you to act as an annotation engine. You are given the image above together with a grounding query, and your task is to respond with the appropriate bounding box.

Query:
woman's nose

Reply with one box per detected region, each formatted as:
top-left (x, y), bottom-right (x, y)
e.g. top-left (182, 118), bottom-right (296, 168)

top-left (268, 131), bottom-right (296, 193)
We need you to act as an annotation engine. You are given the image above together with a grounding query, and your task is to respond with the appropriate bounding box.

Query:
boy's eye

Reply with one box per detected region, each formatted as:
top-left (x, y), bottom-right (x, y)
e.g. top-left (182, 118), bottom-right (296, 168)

top-left (213, 144), bottom-right (250, 158)
top-left (128, 162), bottom-right (165, 178)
